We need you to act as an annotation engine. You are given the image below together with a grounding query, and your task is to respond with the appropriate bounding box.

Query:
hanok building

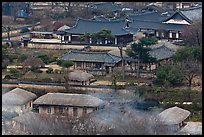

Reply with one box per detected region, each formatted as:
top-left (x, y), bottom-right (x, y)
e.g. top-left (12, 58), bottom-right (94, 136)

top-left (2, 88), bottom-right (37, 114)
top-left (127, 11), bottom-right (189, 40)
top-left (148, 44), bottom-right (175, 68)
top-left (157, 106), bottom-right (191, 132)
top-left (63, 18), bottom-right (133, 45)
top-left (33, 93), bottom-right (105, 118)
top-left (89, 2), bottom-right (122, 14)
top-left (60, 50), bottom-right (134, 75)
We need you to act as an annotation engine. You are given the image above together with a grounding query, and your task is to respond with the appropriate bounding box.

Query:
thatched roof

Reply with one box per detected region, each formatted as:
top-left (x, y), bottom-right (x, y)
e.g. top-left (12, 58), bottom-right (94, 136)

top-left (2, 88), bottom-right (37, 106)
top-left (33, 93), bottom-right (104, 107)
top-left (179, 122), bottom-right (202, 135)
top-left (68, 70), bottom-right (94, 82)
top-left (22, 57), bottom-right (45, 67)
top-left (157, 106), bottom-right (191, 125)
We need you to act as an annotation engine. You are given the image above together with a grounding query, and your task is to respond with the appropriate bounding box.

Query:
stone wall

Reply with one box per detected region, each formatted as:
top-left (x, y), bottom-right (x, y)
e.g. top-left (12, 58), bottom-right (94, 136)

top-left (27, 42), bottom-right (122, 50)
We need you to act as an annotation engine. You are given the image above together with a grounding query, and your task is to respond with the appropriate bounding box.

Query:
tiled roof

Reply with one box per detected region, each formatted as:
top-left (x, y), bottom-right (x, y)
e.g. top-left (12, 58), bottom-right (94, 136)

top-left (162, 10), bottom-right (193, 24)
top-left (148, 44), bottom-right (175, 60)
top-left (142, 4), bottom-right (166, 13)
top-left (91, 15), bottom-right (110, 21)
top-left (66, 18), bottom-right (129, 35)
top-left (179, 6), bottom-right (202, 21)
top-left (89, 2), bottom-right (122, 12)
top-left (61, 50), bottom-right (121, 65)
top-left (128, 11), bottom-right (170, 22)
top-left (128, 19), bottom-right (187, 31)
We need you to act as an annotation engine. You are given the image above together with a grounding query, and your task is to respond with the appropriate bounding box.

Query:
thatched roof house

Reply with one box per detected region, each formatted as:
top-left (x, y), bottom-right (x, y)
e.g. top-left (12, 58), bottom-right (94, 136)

top-left (2, 88), bottom-right (37, 106)
top-left (157, 106), bottom-right (191, 125)
top-left (33, 93), bottom-right (104, 108)
top-left (22, 57), bottom-right (45, 68)
top-left (179, 122), bottom-right (202, 135)
top-left (68, 70), bottom-right (94, 82)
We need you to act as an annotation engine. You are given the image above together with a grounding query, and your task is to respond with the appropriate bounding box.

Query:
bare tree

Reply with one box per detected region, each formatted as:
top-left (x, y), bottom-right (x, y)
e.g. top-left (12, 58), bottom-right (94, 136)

top-left (177, 59), bottom-right (202, 88)
top-left (118, 45), bottom-right (125, 81)
top-left (181, 18), bottom-right (202, 46)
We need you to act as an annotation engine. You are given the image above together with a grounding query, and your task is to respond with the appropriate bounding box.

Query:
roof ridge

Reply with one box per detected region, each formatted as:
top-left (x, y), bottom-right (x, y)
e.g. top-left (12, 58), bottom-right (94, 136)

top-left (78, 17), bottom-right (125, 23)
top-left (71, 50), bottom-right (107, 54)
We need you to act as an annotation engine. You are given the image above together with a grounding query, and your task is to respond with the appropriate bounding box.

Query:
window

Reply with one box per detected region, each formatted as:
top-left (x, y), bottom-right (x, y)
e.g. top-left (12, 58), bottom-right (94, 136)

top-left (73, 107), bottom-right (78, 117)
top-left (47, 107), bottom-right (51, 113)
top-left (95, 63), bottom-right (102, 69)
top-left (86, 62), bottom-right (92, 68)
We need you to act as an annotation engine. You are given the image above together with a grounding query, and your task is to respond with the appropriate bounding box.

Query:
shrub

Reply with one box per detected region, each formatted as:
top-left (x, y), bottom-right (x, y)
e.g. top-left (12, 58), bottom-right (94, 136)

top-left (156, 64), bottom-right (183, 87)
top-left (9, 68), bottom-right (19, 73)
top-left (37, 54), bottom-right (58, 64)
top-left (57, 59), bottom-right (63, 66)
top-left (18, 54), bottom-right (28, 62)
top-left (152, 85), bottom-right (164, 93)
top-left (46, 68), bottom-right (54, 74)
top-left (7, 54), bottom-right (18, 62)
top-left (4, 75), bottom-right (11, 80)
top-left (2, 64), bottom-right (7, 70)
top-left (30, 66), bottom-right (43, 73)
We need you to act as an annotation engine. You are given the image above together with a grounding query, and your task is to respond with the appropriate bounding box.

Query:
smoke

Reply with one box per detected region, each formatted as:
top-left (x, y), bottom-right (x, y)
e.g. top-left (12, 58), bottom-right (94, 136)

top-left (2, 86), bottom-right (178, 135)
top-left (87, 88), bottom-right (177, 135)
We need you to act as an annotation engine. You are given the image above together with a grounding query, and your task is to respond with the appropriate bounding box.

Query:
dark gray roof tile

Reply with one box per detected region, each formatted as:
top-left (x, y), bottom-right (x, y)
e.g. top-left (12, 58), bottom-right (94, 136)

top-left (149, 44), bottom-right (175, 60)
top-left (66, 18), bottom-right (129, 35)
top-left (61, 50), bottom-right (121, 65)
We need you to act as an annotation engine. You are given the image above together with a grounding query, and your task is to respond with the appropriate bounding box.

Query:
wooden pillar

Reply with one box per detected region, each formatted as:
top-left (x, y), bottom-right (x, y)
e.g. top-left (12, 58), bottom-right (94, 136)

top-left (68, 35), bottom-right (71, 42)
top-left (176, 32), bottom-right (179, 39)
top-left (115, 37), bottom-right (118, 45)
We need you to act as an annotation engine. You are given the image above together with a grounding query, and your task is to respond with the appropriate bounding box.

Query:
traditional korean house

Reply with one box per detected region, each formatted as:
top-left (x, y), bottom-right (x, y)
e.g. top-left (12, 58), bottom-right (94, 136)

top-left (157, 106), bottom-right (191, 132)
top-left (89, 2), bottom-right (122, 13)
top-left (127, 11), bottom-right (189, 40)
top-left (56, 25), bottom-right (70, 42)
top-left (33, 93), bottom-right (105, 118)
top-left (60, 50), bottom-right (123, 75)
top-left (64, 18), bottom-right (133, 45)
top-left (2, 88), bottom-right (37, 114)
top-left (179, 122), bottom-right (202, 135)
top-left (148, 44), bottom-right (175, 67)
top-left (91, 15), bottom-right (110, 21)
top-left (67, 70), bottom-right (94, 85)
top-left (141, 4), bottom-right (166, 13)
